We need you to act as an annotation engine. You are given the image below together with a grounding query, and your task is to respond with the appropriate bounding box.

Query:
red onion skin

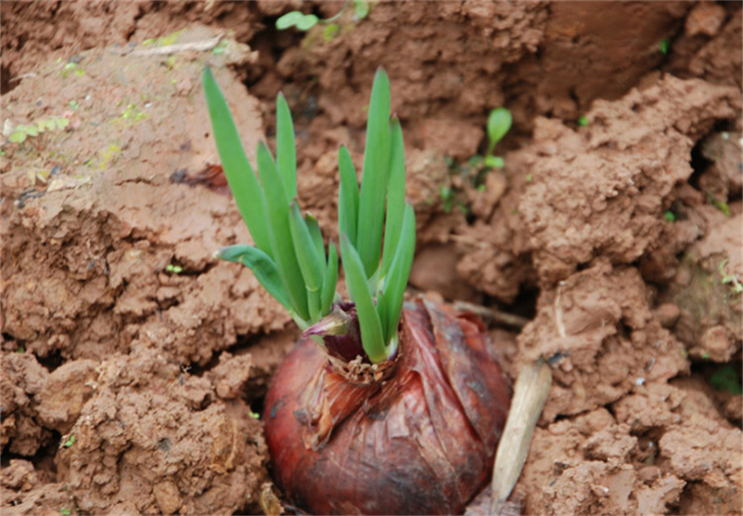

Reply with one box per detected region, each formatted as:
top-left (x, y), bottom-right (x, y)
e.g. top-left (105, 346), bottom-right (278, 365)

top-left (264, 299), bottom-right (511, 515)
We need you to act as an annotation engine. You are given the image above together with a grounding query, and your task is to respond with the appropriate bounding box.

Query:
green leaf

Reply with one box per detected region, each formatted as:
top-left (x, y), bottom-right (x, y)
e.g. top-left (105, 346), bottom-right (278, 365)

top-left (217, 245), bottom-right (292, 311)
top-left (24, 124), bottom-right (39, 137)
top-left (659, 39), bottom-right (670, 55)
top-left (487, 107), bottom-right (512, 154)
top-left (276, 93), bottom-right (297, 200)
top-left (381, 204), bottom-right (416, 347)
top-left (356, 68), bottom-right (391, 277)
top-left (9, 130), bottom-right (27, 143)
top-left (289, 202), bottom-right (324, 293)
top-left (256, 141), bottom-right (309, 320)
top-left (381, 117), bottom-right (406, 278)
top-left (338, 145), bottom-right (359, 248)
top-left (296, 13), bottom-right (320, 31)
top-left (321, 242), bottom-right (339, 315)
top-left (202, 67), bottom-right (273, 256)
top-left (340, 234), bottom-right (386, 362)
top-left (485, 155), bottom-right (505, 169)
top-left (323, 23), bottom-right (340, 41)
top-left (304, 213), bottom-right (325, 263)
top-left (353, 0), bottom-right (370, 19)
top-left (276, 11), bottom-right (304, 30)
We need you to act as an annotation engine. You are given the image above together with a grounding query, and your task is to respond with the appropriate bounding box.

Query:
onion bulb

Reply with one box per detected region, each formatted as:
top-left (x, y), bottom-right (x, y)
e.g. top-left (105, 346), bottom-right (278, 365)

top-left (264, 298), bottom-right (511, 515)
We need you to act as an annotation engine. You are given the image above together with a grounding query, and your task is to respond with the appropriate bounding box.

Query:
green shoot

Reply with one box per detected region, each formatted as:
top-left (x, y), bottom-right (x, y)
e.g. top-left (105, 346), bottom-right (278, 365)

top-left (276, 0), bottom-right (370, 32)
top-left (380, 119), bottom-right (407, 278)
top-left (336, 68), bottom-right (416, 361)
top-left (338, 145), bottom-right (359, 247)
top-left (204, 66), bottom-right (416, 363)
top-left (165, 264), bottom-right (183, 274)
top-left (276, 11), bottom-right (320, 31)
top-left (356, 69), bottom-right (391, 277)
top-left (7, 116), bottom-right (69, 151)
top-left (710, 365), bottom-right (743, 395)
top-left (353, 0), bottom-right (370, 19)
top-left (204, 67), bottom-right (336, 329)
top-left (659, 39), bottom-right (670, 55)
top-left (486, 107), bottom-right (512, 156)
top-left (340, 234), bottom-right (386, 362)
top-left (577, 114), bottom-right (589, 127)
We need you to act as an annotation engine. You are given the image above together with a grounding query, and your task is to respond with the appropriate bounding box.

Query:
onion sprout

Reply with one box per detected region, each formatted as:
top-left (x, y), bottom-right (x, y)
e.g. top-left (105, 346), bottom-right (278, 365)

top-left (204, 66), bottom-right (415, 361)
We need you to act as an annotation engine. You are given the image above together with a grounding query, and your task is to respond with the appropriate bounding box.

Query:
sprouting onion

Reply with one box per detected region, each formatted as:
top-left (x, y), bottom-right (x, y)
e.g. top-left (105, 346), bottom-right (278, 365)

top-left (203, 67), bottom-right (415, 363)
top-left (206, 66), bottom-right (512, 516)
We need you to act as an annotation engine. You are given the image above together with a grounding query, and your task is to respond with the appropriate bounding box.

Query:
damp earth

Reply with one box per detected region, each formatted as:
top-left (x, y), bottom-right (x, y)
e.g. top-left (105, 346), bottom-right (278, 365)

top-left (1, 2), bottom-right (741, 515)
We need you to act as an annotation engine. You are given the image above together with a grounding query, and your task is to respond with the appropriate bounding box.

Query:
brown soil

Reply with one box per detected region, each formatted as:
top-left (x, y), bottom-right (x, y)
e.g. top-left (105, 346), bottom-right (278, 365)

top-left (1, 2), bottom-right (741, 515)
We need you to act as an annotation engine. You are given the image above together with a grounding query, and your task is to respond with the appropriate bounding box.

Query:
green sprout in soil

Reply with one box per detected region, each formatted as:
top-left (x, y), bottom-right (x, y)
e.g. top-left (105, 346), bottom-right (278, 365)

top-left (114, 104), bottom-right (147, 125)
top-left (60, 509), bottom-right (72, 516)
top-left (59, 62), bottom-right (85, 78)
top-left (707, 193), bottom-right (731, 217)
top-left (165, 264), bottom-right (183, 274)
top-left (142, 30), bottom-right (183, 47)
top-left (659, 38), bottom-right (670, 55)
top-left (6, 116), bottom-right (70, 152)
top-left (484, 107), bottom-right (512, 169)
top-left (664, 210), bottom-right (676, 222)
top-left (710, 365), bottom-right (743, 395)
top-left (63, 434), bottom-right (76, 448)
top-left (577, 114), bottom-right (589, 127)
top-left (276, 0), bottom-right (369, 32)
top-left (212, 39), bottom-right (229, 55)
top-left (439, 185), bottom-right (455, 213)
top-left (204, 67), bottom-right (414, 363)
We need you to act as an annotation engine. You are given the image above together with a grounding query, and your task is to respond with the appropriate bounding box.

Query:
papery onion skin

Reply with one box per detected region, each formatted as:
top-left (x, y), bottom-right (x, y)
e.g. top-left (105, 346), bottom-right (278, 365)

top-left (264, 299), bottom-right (511, 515)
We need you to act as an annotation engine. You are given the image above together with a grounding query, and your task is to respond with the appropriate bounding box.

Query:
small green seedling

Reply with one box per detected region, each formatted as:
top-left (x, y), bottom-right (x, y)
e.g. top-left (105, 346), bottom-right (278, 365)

top-left (276, 0), bottom-right (369, 32)
top-left (204, 67), bottom-right (414, 363)
top-left (59, 62), bottom-right (85, 78)
top-left (485, 107), bottom-right (512, 169)
top-left (710, 365), bottom-right (743, 395)
top-left (577, 115), bottom-right (589, 127)
top-left (165, 264), bottom-right (183, 274)
top-left (708, 194), bottom-right (731, 217)
top-left (659, 39), bottom-right (670, 55)
top-left (664, 210), bottom-right (676, 222)
top-left (63, 434), bottom-right (76, 448)
top-left (276, 11), bottom-right (320, 31)
top-left (142, 30), bottom-right (183, 47)
top-left (6, 116), bottom-right (70, 152)
top-left (439, 186), bottom-right (455, 213)
top-left (60, 509), bottom-right (72, 516)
